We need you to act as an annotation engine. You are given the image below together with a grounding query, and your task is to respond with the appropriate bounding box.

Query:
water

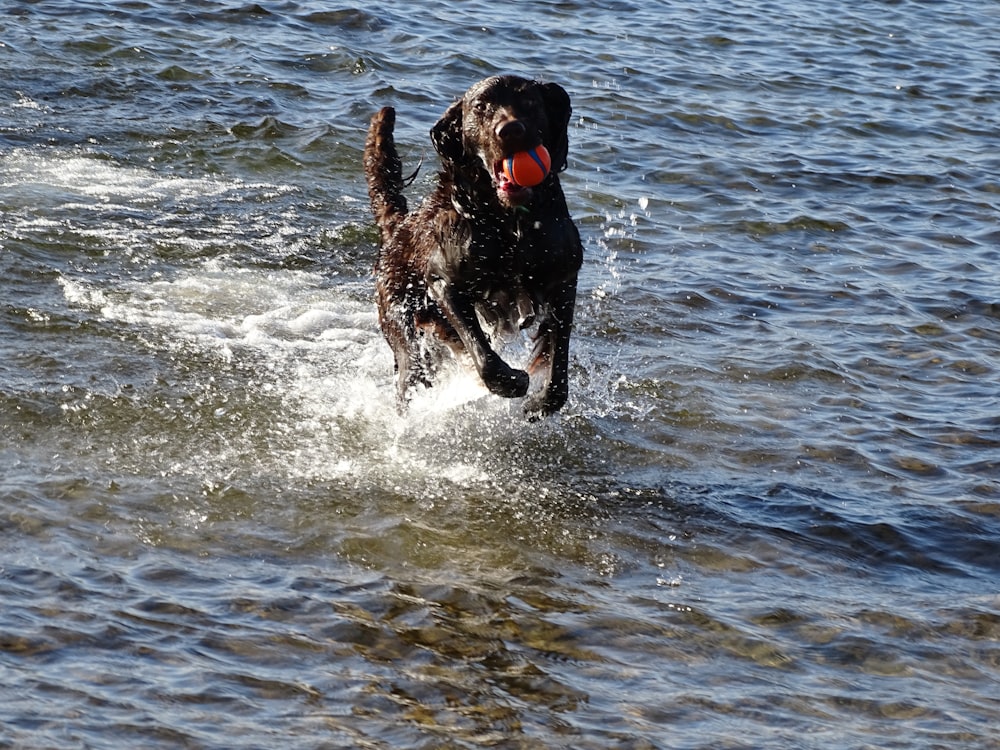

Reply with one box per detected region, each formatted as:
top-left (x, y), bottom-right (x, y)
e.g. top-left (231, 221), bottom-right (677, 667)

top-left (2, 1), bottom-right (999, 747)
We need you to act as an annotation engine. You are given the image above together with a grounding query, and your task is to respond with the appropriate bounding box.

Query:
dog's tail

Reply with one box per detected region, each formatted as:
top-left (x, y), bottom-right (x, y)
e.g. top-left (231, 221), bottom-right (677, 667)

top-left (364, 107), bottom-right (408, 245)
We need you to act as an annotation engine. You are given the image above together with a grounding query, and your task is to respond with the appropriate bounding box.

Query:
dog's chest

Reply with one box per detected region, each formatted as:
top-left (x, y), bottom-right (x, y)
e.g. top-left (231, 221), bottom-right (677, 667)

top-left (475, 214), bottom-right (568, 272)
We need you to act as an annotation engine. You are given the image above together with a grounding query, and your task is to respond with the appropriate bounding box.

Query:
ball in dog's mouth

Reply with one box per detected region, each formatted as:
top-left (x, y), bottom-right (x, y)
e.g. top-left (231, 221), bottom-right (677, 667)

top-left (493, 162), bottom-right (532, 206)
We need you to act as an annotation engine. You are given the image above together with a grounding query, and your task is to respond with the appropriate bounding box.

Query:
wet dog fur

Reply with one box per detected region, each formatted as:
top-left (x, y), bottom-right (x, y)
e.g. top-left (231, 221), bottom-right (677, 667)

top-left (364, 75), bottom-right (582, 418)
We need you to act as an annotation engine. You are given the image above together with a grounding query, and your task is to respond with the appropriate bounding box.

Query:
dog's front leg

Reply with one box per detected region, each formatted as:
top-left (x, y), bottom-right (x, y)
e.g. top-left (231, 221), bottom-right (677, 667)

top-left (429, 278), bottom-right (529, 399)
top-left (524, 275), bottom-right (577, 418)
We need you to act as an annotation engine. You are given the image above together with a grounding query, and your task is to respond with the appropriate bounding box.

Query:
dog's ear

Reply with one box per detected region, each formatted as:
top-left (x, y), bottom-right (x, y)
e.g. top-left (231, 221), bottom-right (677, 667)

top-left (431, 99), bottom-right (465, 168)
top-left (541, 82), bottom-right (572, 173)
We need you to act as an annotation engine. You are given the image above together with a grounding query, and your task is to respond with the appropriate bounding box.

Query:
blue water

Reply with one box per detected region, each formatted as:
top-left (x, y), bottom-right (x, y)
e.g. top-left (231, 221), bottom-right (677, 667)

top-left (2, 1), bottom-right (999, 748)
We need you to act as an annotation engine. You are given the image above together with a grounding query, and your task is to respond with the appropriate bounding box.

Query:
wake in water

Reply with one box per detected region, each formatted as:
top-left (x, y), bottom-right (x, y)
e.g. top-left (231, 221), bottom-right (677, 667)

top-left (61, 264), bottom-right (478, 473)
top-left (57, 257), bottom-right (625, 501)
top-left (4, 147), bottom-right (634, 516)
top-left (64, 259), bottom-right (632, 482)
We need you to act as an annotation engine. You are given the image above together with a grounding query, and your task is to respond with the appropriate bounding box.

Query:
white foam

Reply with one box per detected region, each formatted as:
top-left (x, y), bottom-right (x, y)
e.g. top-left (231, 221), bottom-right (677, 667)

top-left (12, 92), bottom-right (46, 111)
top-left (59, 259), bottom-right (539, 487)
top-left (29, 143), bottom-right (619, 489)
top-left (0, 150), bottom-right (290, 208)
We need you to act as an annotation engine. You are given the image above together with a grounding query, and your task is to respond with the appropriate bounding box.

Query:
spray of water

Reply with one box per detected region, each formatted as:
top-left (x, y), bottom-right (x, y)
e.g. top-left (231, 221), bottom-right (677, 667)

top-left (18, 149), bottom-right (638, 510)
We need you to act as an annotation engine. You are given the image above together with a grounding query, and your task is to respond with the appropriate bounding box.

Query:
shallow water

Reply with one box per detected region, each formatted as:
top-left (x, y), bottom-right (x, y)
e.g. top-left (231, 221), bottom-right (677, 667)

top-left (2, 1), bottom-right (999, 748)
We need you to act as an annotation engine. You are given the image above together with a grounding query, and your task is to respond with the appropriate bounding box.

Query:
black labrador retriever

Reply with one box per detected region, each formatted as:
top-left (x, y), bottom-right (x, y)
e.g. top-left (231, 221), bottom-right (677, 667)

top-left (364, 75), bottom-right (582, 418)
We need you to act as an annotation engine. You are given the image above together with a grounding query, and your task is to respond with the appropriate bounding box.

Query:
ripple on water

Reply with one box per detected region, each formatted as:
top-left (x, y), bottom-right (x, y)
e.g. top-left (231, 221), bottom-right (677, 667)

top-left (3, 0), bottom-right (1000, 747)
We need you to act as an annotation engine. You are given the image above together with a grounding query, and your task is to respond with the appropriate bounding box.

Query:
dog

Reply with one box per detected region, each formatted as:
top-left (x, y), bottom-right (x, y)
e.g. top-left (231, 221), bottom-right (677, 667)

top-left (364, 75), bottom-right (582, 418)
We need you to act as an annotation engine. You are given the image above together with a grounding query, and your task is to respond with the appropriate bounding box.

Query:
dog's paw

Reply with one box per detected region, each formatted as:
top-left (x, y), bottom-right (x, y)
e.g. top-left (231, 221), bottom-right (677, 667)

top-left (523, 387), bottom-right (567, 420)
top-left (482, 360), bottom-right (530, 399)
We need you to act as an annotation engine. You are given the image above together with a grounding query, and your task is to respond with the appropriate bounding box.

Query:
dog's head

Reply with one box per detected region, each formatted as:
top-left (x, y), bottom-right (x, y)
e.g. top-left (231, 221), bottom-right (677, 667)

top-left (431, 75), bottom-right (572, 208)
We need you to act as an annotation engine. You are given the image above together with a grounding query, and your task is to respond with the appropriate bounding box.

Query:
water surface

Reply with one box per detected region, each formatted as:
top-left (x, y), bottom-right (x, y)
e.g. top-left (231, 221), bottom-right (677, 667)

top-left (2, 1), bottom-right (999, 748)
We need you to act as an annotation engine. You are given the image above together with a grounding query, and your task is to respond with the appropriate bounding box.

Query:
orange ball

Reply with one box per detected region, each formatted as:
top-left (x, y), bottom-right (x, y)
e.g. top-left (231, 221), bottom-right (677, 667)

top-left (502, 145), bottom-right (552, 187)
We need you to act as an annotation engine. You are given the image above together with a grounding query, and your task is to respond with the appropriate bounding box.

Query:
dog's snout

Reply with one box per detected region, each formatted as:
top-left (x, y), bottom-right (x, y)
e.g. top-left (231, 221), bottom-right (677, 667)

top-left (496, 119), bottom-right (527, 142)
